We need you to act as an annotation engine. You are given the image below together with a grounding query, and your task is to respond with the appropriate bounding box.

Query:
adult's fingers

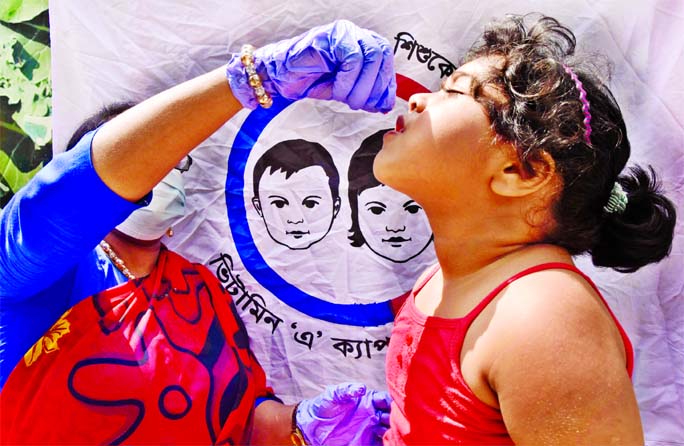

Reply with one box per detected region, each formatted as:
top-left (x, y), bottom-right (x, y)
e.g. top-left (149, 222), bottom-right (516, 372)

top-left (371, 390), bottom-right (392, 410)
top-left (327, 20), bottom-right (364, 104)
top-left (372, 422), bottom-right (390, 441)
top-left (362, 32), bottom-right (396, 112)
top-left (344, 29), bottom-right (384, 110)
top-left (332, 382), bottom-right (367, 403)
top-left (378, 411), bottom-right (391, 428)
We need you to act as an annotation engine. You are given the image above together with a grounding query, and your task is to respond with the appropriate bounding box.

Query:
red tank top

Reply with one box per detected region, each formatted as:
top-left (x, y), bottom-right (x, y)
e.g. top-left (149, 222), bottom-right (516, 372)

top-left (384, 262), bottom-right (634, 445)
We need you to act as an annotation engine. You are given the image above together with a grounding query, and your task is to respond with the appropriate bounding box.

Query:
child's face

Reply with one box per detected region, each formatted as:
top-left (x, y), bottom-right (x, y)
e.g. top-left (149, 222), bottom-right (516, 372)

top-left (374, 57), bottom-right (499, 205)
top-left (253, 166), bottom-right (339, 250)
top-left (357, 184), bottom-right (433, 263)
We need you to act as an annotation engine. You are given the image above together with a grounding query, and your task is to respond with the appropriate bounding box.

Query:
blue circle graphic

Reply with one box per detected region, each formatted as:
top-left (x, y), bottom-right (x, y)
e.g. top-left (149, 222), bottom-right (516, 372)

top-left (226, 97), bottom-right (394, 326)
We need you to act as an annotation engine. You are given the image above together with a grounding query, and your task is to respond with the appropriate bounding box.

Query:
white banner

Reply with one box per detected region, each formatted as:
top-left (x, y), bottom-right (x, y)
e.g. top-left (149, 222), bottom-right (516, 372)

top-left (50, 1), bottom-right (683, 443)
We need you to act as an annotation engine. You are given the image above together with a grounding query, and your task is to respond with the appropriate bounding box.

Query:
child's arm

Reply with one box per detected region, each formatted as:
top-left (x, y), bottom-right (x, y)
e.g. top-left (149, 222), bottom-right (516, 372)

top-left (487, 270), bottom-right (643, 444)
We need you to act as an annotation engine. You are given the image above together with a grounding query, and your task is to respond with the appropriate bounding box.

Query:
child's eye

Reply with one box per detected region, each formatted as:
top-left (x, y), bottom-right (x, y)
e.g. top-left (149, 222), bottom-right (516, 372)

top-left (440, 80), bottom-right (465, 96)
top-left (302, 199), bottom-right (320, 209)
top-left (404, 204), bottom-right (422, 214)
top-left (368, 205), bottom-right (385, 215)
top-left (270, 199), bottom-right (287, 208)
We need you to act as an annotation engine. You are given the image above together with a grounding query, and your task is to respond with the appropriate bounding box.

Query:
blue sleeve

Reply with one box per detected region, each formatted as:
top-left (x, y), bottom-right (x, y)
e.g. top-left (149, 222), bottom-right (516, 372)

top-left (0, 128), bottom-right (145, 300)
top-left (255, 395), bottom-right (284, 408)
top-left (0, 249), bottom-right (126, 388)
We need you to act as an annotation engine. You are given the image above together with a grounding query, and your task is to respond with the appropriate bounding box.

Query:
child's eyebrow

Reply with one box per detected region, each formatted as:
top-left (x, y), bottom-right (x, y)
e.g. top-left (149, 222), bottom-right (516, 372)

top-left (364, 200), bottom-right (387, 208)
top-left (441, 71), bottom-right (475, 91)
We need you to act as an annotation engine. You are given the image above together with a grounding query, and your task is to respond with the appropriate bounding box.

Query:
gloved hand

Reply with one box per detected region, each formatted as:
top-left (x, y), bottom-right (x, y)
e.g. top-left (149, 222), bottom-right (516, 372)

top-left (296, 383), bottom-right (392, 446)
top-left (226, 20), bottom-right (396, 112)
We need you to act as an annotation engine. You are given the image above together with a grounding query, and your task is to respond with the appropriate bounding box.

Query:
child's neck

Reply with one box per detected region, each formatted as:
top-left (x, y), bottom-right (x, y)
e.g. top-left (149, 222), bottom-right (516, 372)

top-left (433, 232), bottom-right (521, 278)
top-left (435, 237), bottom-right (571, 282)
top-left (424, 242), bottom-right (572, 319)
top-left (428, 209), bottom-right (558, 280)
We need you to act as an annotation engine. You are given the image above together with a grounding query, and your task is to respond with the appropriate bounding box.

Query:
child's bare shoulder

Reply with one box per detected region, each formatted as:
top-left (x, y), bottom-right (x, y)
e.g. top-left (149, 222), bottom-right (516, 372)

top-left (484, 268), bottom-right (638, 442)
top-left (486, 267), bottom-right (626, 372)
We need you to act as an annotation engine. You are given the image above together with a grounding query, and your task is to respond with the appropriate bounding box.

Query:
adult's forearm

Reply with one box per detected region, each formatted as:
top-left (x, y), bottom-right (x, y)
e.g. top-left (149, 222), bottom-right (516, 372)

top-left (91, 66), bottom-right (241, 202)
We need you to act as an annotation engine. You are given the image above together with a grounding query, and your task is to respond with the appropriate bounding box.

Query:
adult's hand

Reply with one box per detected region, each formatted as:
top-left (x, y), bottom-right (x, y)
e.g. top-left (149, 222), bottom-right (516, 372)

top-left (227, 20), bottom-right (396, 112)
top-left (296, 382), bottom-right (392, 446)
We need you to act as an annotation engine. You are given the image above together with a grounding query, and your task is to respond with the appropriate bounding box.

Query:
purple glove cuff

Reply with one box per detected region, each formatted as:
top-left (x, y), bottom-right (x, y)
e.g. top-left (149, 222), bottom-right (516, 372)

top-left (226, 54), bottom-right (277, 110)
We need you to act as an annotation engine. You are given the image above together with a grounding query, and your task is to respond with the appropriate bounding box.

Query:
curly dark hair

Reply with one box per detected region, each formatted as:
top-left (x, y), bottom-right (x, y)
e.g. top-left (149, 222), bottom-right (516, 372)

top-left (462, 13), bottom-right (676, 272)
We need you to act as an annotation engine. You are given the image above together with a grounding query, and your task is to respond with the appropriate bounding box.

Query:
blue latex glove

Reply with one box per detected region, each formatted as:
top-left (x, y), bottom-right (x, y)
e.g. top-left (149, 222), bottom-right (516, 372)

top-left (226, 20), bottom-right (396, 112)
top-left (296, 383), bottom-right (392, 446)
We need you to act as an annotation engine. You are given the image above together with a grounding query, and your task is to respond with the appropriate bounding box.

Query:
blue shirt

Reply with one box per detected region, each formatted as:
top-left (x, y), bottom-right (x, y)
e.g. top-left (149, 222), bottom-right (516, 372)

top-left (0, 129), bottom-right (146, 388)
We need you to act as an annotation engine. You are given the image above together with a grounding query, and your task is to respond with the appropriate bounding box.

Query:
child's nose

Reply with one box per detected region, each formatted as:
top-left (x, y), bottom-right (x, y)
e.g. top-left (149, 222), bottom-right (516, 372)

top-left (408, 93), bottom-right (429, 113)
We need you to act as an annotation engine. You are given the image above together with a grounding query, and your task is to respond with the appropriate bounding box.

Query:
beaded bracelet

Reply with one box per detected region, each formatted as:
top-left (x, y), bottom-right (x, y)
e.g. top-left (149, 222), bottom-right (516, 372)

top-left (240, 44), bottom-right (273, 109)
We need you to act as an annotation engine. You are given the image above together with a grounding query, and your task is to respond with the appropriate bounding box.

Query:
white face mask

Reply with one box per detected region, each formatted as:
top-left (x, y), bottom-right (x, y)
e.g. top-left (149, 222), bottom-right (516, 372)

top-left (115, 169), bottom-right (186, 241)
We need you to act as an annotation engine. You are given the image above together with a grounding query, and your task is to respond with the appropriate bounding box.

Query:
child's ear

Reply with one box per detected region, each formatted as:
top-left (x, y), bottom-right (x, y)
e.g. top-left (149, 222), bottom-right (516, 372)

top-left (252, 197), bottom-right (263, 216)
top-left (490, 149), bottom-right (556, 198)
top-left (333, 196), bottom-right (341, 218)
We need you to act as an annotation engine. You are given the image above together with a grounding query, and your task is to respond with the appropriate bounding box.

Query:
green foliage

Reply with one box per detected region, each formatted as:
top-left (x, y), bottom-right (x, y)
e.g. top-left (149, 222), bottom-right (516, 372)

top-left (0, 0), bottom-right (47, 23)
top-left (0, 148), bottom-right (42, 193)
top-left (0, 0), bottom-right (51, 208)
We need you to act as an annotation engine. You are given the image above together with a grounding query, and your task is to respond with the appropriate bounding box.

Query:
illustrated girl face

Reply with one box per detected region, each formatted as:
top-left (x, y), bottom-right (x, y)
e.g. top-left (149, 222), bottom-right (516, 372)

top-left (253, 166), bottom-right (341, 250)
top-left (357, 184), bottom-right (433, 262)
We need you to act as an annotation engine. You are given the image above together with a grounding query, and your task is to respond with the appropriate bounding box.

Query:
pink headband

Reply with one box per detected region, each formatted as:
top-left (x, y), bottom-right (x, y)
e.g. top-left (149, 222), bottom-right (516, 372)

top-left (563, 64), bottom-right (592, 144)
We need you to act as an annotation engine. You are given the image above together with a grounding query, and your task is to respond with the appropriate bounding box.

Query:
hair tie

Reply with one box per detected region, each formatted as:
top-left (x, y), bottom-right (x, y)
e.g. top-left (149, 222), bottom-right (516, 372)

top-left (563, 64), bottom-right (592, 144)
top-left (603, 182), bottom-right (628, 214)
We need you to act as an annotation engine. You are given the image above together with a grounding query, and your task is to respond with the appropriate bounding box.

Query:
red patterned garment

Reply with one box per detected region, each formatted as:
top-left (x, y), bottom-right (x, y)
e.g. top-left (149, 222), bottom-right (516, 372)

top-left (1, 248), bottom-right (274, 445)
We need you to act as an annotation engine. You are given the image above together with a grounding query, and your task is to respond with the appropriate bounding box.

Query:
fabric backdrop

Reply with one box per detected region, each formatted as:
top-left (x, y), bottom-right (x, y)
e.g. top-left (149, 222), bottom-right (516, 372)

top-left (50, 1), bottom-right (683, 444)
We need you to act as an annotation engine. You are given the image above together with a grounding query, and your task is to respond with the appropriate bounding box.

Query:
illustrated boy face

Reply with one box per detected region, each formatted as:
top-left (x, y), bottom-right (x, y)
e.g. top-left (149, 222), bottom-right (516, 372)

top-left (357, 184), bottom-right (433, 262)
top-left (253, 166), bottom-right (340, 249)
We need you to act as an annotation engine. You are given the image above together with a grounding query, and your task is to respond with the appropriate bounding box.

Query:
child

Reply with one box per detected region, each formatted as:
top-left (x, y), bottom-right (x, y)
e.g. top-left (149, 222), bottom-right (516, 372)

top-left (377, 14), bottom-right (676, 445)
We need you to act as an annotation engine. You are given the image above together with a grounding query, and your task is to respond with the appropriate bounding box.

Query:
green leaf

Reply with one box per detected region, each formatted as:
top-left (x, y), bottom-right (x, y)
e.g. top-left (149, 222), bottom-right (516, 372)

top-left (0, 23), bottom-right (51, 83)
top-left (0, 147), bottom-right (43, 194)
top-left (0, 0), bottom-right (48, 24)
top-left (1, 113), bottom-right (52, 172)
top-left (0, 38), bottom-right (24, 104)
top-left (13, 113), bottom-right (50, 145)
top-left (0, 3), bottom-right (51, 206)
top-left (0, 21), bottom-right (51, 150)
